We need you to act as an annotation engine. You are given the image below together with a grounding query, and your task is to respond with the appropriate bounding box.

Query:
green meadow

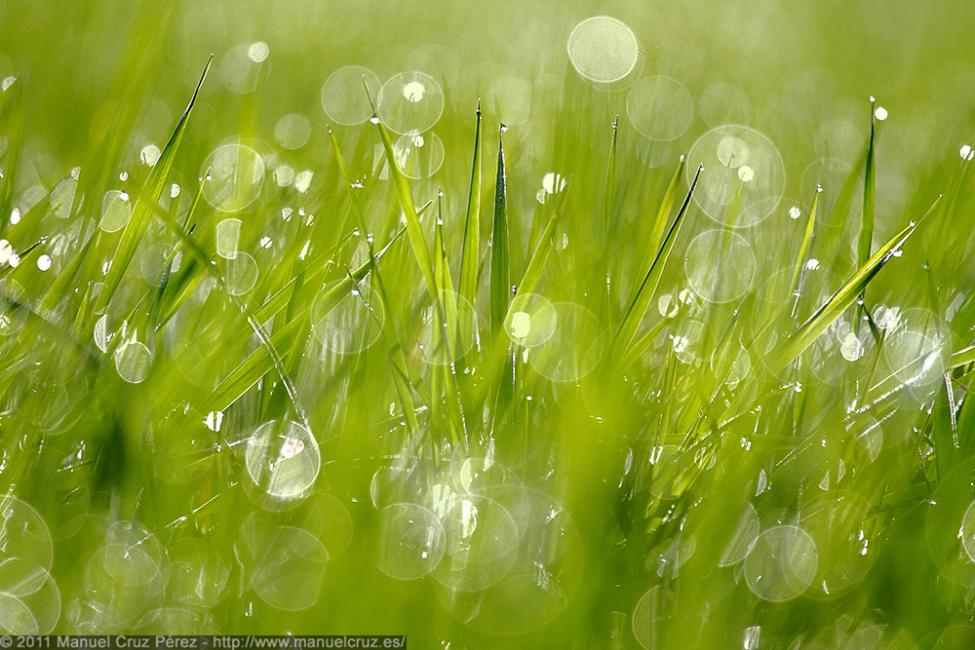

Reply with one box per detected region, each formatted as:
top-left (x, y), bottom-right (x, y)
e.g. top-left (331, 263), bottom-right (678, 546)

top-left (1, 0), bottom-right (975, 647)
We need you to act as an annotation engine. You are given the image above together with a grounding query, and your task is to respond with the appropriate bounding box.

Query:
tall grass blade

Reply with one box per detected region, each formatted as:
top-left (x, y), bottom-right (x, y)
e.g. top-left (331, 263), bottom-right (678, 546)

top-left (374, 115), bottom-right (438, 303)
top-left (612, 164), bottom-right (703, 362)
top-left (771, 196), bottom-right (941, 371)
top-left (458, 102), bottom-right (482, 310)
top-left (92, 55), bottom-right (212, 320)
top-left (489, 124), bottom-right (510, 334)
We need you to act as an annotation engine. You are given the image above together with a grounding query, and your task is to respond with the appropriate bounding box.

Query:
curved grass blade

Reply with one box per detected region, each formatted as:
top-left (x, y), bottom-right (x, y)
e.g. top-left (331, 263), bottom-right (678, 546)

top-left (770, 196), bottom-right (942, 372)
top-left (92, 55), bottom-right (212, 320)
top-left (612, 164), bottom-right (703, 362)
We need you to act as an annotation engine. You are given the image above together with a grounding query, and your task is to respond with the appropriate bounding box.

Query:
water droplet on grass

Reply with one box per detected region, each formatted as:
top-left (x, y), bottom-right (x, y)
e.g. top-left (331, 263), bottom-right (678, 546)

top-left (139, 144), bottom-right (161, 166)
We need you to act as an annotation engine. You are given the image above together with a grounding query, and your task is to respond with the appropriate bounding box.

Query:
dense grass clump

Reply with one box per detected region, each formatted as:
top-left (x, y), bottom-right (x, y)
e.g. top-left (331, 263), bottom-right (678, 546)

top-left (1, 0), bottom-right (975, 646)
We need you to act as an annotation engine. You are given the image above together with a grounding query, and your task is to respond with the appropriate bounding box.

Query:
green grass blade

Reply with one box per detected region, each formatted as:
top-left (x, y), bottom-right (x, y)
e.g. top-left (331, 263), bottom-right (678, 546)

top-left (649, 155), bottom-right (687, 256)
top-left (202, 239), bottom-right (400, 413)
top-left (374, 115), bottom-right (438, 303)
top-left (489, 124), bottom-right (510, 334)
top-left (604, 115), bottom-right (618, 237)
top-left (789, 185), bottom-right (822, 319)
top-left (856, 98), bottom-right (878, 320)
top-left (458, 102), bottom-right (482, 310)
top-left (771, 195), bottom-right (942, 372)
top-left (612, 163), bottom-right (703, 362)
top-left (92, 55), bottom-right (211, 320)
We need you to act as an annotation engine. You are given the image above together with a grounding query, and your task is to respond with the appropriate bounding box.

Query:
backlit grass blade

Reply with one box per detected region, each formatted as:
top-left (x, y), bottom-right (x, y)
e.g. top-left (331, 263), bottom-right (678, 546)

top-left (612, 164), bottom-right (703, 362)
top-left (856, 98), bottom-right (878, 322)
top-left (202, 237), bottom-right (401, 413)
top-left (458, 102), bottom-right (482, 310)
top-left (489, 124), bottom-right (510, 334)
top-left (789, 185), bottom-right (822, 319)
top-left (92, 55), bottom-right (211, 320)
top-left (770, 196), bottom-right (941, 372)
top-left (948, 344), bottom-right (975, 373)
top-left (374, 114), bottom-right (438, 303)
top-left (604, 115), bottom-right (618, 237)
top-left (649, 155), bottom-right (687, 256)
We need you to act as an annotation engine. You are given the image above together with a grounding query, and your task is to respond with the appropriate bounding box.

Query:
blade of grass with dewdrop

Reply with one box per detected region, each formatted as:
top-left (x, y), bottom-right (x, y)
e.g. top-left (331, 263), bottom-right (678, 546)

top-left (458, 102), bottom-right (483, 310)
top-left (373, 115), bottom-right (438, 304)
top-left (91, 56), bottom-right (211, 322)
top-left (514, 213), bottom-right (558, 301)
top-left (612, 164), bottom-right (702, 362)
top-left (648, 155), bottom-right (687, 256)
top-left (788, 186), bottom-right (822, 320)
top-left (855, 99), bottom-right (878, 327)
top-left (769, 196), bottom-right (941, 372)
top-left (490, 125), bottom-right (510, 334)
top-left (603, 116), bottom-right (619, 238)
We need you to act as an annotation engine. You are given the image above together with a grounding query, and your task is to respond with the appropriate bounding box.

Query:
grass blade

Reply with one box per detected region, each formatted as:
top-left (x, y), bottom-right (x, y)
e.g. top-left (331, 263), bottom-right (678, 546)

top-left (612, 164), bottom-right (703, 362)
top-left (374, 114), bottom-right (438, 303)
top-left (770, 195), bottom-right (942, 372)
top-left (856, 98), bottom-right (878, 322)
top-left (489, 124), bottom-right (510, 334)
top-left (789, 185), bottom-right (822, 319)
top-left (458, 102), bottom-right (482, 310)
top-left (649, 155), bottom-right (687, 256)
top-left (92, 55), bottom-right (211, 320)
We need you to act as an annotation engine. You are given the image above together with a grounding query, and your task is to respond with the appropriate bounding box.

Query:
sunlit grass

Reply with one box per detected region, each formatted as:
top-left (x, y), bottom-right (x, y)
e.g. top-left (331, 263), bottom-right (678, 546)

top-left (1, 0), bottom-right (975, 646)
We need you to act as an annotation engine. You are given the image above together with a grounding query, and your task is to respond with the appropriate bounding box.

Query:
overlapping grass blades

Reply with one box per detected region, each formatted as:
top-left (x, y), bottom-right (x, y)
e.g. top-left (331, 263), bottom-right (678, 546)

top-left (770, 195), bottom-right (942, 372)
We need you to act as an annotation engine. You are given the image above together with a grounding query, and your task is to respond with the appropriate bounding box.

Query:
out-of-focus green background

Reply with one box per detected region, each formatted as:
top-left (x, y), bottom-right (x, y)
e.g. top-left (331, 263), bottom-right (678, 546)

top-left (2, 0), bottom-right (975, 647)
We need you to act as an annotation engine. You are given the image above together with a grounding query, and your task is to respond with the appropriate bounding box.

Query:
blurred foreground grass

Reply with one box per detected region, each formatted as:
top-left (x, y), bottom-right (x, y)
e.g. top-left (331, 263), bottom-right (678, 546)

top-left (1, 0), bottom-right (975, 647)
